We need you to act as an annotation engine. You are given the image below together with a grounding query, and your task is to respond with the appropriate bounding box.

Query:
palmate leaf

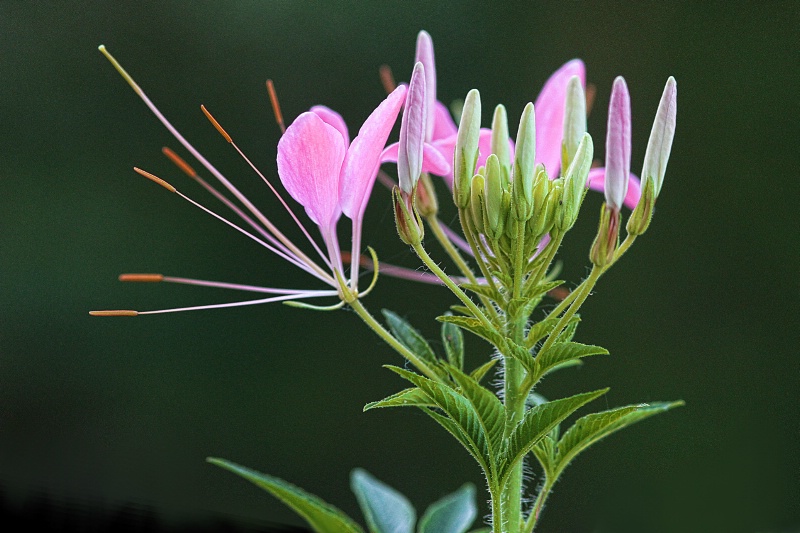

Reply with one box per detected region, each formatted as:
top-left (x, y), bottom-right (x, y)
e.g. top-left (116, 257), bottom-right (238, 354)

top-left (351, 468), bottom-right (415, 533)
top-left (441, 315), bottom-right (465, 370)
top-left (417, 483), bottom-right (477, 533)
top-left (498, 388), bottom-right (608, 483)
top-left (207, 458), bottom-right (364, 533)
top-left (554, 401), bottom-right (685, 474)
top-left (532, 341), bottom-right (608, 383)
top-left (363, 387), bottom-right (434, 411)
top-left (386, 366), bottom-right (495, 478)
top-left (382, 310), bottom-right (437, 364)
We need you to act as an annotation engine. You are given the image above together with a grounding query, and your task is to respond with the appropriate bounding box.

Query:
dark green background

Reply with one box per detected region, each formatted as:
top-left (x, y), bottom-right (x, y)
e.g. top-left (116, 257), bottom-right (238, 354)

top-left (1, 2), bottom-right (797, 532)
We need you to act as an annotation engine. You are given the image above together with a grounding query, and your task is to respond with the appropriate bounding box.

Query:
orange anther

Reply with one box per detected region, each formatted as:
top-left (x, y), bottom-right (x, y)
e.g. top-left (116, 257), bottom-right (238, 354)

top-left (201, 105), bottom-right (232, 143)
top-left (89, 310), bottom-right (139, 317)
top-left (162, 147), bottom-right (197, 177)
top-left (133, 167), bottom-right (176, 192)
top-left (118, 274), bottom-right (164, 282)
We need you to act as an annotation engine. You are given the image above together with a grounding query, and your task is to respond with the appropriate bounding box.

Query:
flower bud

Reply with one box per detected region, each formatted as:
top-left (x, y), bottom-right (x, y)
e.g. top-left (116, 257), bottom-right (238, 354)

top-left (557, 132), bottom-right (593, 231)
top-left (642, 77), bottom-right (677, 196)
top-left (590, 204), bottom-right (620, 267)
top-left (415, 173), bottom-right (439, 217)
top-left (415, 30), bottom-right (437, 142)
top-left (454, 89), bottom-right (481, 208)
top-left (393, 187), bottom-right (424, 245)
top-left (491, 104), bottom-right (511, 184)
top-left (626, 174), bottom-right (655, 235)
top-left (469, 174), bottom-right (486, 235)
top-left (512, 102), bottom-right (536, 221)
top-left (604, 77), bottom-right (631, 212)
top-left (533, 178), bottom-right (560, 238)
top-left (397, 62), bottom-right (426, 195)
top-left (562, 75), bottom-right (587, 171)
top-left (483, 154), bottom-right (505, 239)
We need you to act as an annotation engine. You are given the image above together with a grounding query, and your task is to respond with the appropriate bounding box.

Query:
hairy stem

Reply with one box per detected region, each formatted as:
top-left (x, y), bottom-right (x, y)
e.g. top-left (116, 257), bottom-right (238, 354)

top-left (350, 299), bottom-right (442, 382)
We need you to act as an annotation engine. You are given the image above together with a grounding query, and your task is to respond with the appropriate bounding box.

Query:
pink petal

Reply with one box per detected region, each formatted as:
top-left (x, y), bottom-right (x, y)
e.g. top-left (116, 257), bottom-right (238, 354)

top-left (432, 101), bottom-right (458, 140)
top-left (587, 167), bottom-right (641, 210)
top-left (310, 105), bottom-right (350, 147)
top-left (476, 128), bottom-right (515, 171)
top-left (277, 112), bottom-right (346, 229)
top-left (381, 142), bottom-right (451, 178)
top-left (534, 59), bottom-right (586, 178)
top-left (421, 142), bottom-right (451, 176)
top-left (605, 77), bottom-right (632, 211)
top-left (398, 62), bottom-right (427, 193)
top-left (339, 85), bottom-right (408, 220)
top-left (415, 31), bottom-right (437, 142)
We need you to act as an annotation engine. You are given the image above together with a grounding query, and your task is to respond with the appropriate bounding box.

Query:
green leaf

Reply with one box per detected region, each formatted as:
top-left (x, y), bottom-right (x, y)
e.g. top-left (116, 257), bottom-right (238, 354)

top-left (556, 315), bottom-right (581, 343)
top-left (350, 468), bottom-right (417, 533)
top-left (207, 458), bottom-right (364, 533)
top-left (525, 316), bottom-right (559, 348)
top-left (364, 388), bottom-right (434, 411)
top-left (351, 468), bottom-right (415, 533)
top-left (441, 315), bottom-right (465, 370)
top-left (382, 310), bottom-right (437, 364)
top-left (499, 388), bottom-right (608, 483)
top-left (555, 401), bottom-right (685, 474)
top-left (533, 341), bottom-right (608, 383)
top-left (417, 483), bottom-right (477, 533)
top-left (446, 365), bottom-right (506, 454)
top-left (437, 314), bottom-right (503, 346)
top-left (460, 283), bottom-right (500, 302)
top-left (470, 359), bottom-right (498, 383)
top-left (531, 435), bottom-right (557, 478)
top-left (386, 366), bottom-right (494, 477)
top-left (505, 341), bottom-right (536, 374)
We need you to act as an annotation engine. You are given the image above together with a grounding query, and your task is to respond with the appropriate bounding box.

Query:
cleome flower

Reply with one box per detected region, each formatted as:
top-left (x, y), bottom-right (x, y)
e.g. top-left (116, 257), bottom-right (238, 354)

top-left (382, 30), bottom-right (642, 210)
top-left (91, 46), bottom-right (407, 317)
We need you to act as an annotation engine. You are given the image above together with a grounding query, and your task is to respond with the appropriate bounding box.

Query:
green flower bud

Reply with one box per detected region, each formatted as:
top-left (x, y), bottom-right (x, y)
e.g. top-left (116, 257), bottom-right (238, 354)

top-left (533, 178), bottom-right (561, 238)
top-left (454, 89), bottom-right (481, 208)
top-left (627, 174), bottom-right (656, 235)
top-left (483, 154), bottom-right (505, 239)
top-left (415, 173), bottom-right (439, 218)
top-left (562, 75), bottom-right (587, 171)
top-left (393, 187), bottom-right (424, 245)
top-left (590, 204), bottom-right (620, 267)
top-left (531, 164), bottom-right (549, 217)
top-left (469, 174), bottom-right (486, 235)
top-left (557, 132), bottom-right (593, 231)
top-left (491, 104), bottom-right (511, 185)
top-left (512, 102), bottom-right (536, 221)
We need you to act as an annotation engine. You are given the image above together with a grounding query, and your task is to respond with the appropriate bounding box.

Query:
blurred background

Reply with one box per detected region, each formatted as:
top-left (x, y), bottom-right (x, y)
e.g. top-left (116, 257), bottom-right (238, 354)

top-left (1, 1), bottom-right (798, 532)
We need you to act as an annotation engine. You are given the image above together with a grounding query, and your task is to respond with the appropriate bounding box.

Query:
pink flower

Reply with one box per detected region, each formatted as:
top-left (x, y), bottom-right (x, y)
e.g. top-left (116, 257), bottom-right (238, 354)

top-left (92, 46), bottom-right (406, 316)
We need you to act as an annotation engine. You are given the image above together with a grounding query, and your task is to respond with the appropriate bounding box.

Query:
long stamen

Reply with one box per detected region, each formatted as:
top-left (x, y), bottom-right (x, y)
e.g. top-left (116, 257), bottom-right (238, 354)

top-left (98, 46), bottom-right (328, 282)
top-left (162, 146), bottom-right (301, 263)
top-left (265, 79), bottom-right (285, 133)
top-left (379, 64), bottom-right (396, 94)
top-left (133, 167), bottom-right (335, 285)
top-left (120, 273), bottom-right (330, 295)
top-left (201, 104), bottom-right (334, 271)
top-left (91, 290), bottom-right (338, 317)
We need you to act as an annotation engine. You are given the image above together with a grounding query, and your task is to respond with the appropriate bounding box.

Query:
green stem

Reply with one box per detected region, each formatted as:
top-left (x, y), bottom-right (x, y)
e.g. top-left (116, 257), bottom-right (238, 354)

top-left (427, 215), bottom-right (499, 321)
top-left (349, 299), bottom-right (442, 382)
top-left (539, 265), bottom-right (602, 356)
top-left (411, 242), bottom-right (495, 332)
top-left (524, 476), bottom-right (554, 533)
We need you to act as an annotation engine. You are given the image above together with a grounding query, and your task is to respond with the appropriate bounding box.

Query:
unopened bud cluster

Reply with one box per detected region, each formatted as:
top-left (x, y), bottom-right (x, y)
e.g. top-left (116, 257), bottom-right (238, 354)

top-left (453, 88), bottom-right (592, 277)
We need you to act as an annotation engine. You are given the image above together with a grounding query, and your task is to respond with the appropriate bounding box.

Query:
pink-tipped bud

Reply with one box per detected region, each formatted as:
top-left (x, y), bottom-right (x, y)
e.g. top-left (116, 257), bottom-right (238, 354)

top-left (642, 76), bottom-right (677, 196)
top-left (415, 30), bottom-right (436, 142)
top-left (604, 77), bottom-right (631, 212)
top-left (398, 62), bottom-right (427, 195)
